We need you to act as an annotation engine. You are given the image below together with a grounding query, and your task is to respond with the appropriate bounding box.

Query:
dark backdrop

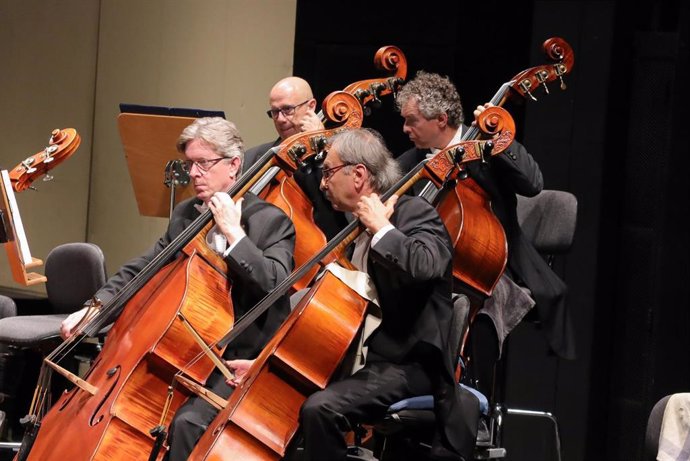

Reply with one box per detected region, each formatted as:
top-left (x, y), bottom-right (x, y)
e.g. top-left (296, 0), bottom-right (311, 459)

top-left (294, 1), bottom-right (689, 460)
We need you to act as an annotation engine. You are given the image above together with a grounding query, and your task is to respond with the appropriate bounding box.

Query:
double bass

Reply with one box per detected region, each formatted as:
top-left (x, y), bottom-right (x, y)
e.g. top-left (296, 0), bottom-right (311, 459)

top-left (434, 36), bottom-right (575, 302)
top-left (9, 128), bottom-right (81, 193)
top-left (249, 45), bottom-right (407, 292)
top-left (186, 107), bottom-right (516, 461)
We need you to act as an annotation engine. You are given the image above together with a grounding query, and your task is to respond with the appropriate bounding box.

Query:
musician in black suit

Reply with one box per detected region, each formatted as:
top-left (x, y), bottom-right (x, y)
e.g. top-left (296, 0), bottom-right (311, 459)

top-left (60, 117), bottom-right (295, 461)
top-left (394, 71), bottom-right (575, 398)
top-left (299, 128), bottom-right (480, 460)
top-left (243, 76), bottom-right (347, 239)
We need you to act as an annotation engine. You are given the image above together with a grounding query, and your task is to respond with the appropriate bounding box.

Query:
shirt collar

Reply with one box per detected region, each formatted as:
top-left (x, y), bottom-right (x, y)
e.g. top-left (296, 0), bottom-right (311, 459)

top-left (428, 126), bottom-right (464, 158)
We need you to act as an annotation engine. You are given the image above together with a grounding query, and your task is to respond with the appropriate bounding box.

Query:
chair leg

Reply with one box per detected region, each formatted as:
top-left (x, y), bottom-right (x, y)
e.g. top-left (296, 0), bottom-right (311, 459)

top-left (473, 403), bottom-right (507, 460)
top-left (505, 408), bottom-right (562, 461)
top-left (346, 424), bottom-right (378, 461)
top-left (0, 440), bottom-right (21, 458)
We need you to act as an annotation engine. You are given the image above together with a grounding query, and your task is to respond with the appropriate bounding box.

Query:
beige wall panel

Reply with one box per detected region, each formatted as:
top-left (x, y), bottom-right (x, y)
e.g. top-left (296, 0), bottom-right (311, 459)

top-left (0, 0), bottom-right (100, 294)
top-left (0, 0), bottom-right (296, 294)
top-left (89, 0), bottom-right (296, 275)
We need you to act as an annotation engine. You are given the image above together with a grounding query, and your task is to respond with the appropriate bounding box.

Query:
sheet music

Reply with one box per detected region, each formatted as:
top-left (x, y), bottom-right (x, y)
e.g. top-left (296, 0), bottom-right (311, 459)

top-left (1, 170), bottom-right (32, 264)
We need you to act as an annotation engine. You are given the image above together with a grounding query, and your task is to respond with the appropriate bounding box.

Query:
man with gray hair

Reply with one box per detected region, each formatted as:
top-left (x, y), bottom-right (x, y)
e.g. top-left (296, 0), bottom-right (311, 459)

top-left (299, 128), bottom-right (481, 460)
top-left (60, 117), bottom-right (296, 461)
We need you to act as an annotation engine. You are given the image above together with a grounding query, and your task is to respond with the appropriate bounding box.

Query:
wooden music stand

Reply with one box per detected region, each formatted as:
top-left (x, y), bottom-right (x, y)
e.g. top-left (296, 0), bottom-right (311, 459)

top-left (117, 112), bottom-right (197, 218)
top-left (0, 170), bottom-right (46, 285)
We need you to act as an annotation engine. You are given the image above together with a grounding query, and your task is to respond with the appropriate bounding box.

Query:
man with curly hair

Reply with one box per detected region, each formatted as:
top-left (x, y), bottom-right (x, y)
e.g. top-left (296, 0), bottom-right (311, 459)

top-left (394, 71), bottom-right (575, 399)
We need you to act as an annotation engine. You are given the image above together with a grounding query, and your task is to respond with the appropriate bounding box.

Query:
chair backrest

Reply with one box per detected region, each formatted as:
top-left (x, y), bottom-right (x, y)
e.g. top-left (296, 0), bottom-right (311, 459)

top-left (0, 295), bottom-right (17, 319)
top-left (44, 242), bottom-right (107, 314)
top-left (516, 190), bottom-right (578, 257)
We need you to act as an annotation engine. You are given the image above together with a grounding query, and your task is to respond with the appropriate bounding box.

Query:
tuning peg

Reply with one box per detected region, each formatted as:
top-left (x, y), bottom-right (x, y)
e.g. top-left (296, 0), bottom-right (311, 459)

top-left (555, 63), bottom-right (568, 90)
top-left (481, 141), bottom-right (494, 164)
top-left (451, 146), bottom-right (466, 165)
top-left (354, 88), bottom-right (371, 104)
top-left (311, 135), bottom-right (328, 152)
top-left (288, 143), bottom-right (308, 170)
top-left (518, 79), bottom-right (538, 101)
top-left (21, 158), bottom-right (37, 174)
top-left (390, 77), bottom-right (405, 92)
top-left (313, 149), bottom-right (327, 166)
top-left (43, 144), bottom-right (58, 163)
top-left (368, 82), bottom-right (385, 109)
top-left (536, 69), bottom-right (550, 95)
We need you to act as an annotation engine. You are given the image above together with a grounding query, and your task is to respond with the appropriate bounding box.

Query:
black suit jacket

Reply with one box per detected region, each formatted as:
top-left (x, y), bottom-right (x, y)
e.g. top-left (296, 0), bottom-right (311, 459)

top-left (367, 195), bottom-right (480, 460)
top-left (243, 139), bottom-right (348, 239)
top-left (95, 192), bottom-right (295, 360)
top-left (242, 140), bottom-right (279, 175)
top-left (397, 134), bottom-right (575, 359)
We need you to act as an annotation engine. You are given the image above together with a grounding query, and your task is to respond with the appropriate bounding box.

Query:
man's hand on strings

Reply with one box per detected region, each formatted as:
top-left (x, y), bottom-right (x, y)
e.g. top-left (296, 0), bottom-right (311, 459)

top-left (209, 192), bottom-right (245, 245)
top-left (60, 307), bottom-right (89, 339)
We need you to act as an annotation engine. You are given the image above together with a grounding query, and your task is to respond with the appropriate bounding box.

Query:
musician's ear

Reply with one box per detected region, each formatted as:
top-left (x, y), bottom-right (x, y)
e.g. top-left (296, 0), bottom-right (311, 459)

top-left (352, 164), bottom-right (369, 190)
top-left (436, 112), bottom-right (448, 129)
top-left (229, 156), bottom-right (242, 179)
top-left (307, 98), bottom-right (317, 111)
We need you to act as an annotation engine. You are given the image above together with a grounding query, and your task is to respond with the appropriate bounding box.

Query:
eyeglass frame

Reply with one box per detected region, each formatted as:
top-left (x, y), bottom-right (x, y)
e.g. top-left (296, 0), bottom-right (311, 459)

top-left (266, 99), bottom-right (311, 119)
top-left (321, 163), bottom-right (354, 182)
top-left (183, 157), bottom-right (229, 173)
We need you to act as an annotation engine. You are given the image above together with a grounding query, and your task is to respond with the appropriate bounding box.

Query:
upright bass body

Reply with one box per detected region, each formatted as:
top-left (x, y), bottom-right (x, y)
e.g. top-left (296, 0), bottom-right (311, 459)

top-left (436, 177), bottom-right (507, 298)
top-left (256, 170), bottom-right (326, 293)
top-left (22, 227), bottom-right (234, 460)
top-left (189, 270), bottom-right (369, 460)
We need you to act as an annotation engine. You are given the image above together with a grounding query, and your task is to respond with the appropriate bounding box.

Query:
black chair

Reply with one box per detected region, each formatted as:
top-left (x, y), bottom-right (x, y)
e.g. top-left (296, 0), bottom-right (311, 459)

top-left (0, 296), bottom-right (17, 443)
top-left (0, 242), bottom-right (107, 445)
top-left (371, 189), bottom-right (578, 461)
top-left (490, 189), bottom-right (578, 461)
top-left (359, 293), bottom-right (505, 461)
top-left (0, 242), bottom-right (107, 350)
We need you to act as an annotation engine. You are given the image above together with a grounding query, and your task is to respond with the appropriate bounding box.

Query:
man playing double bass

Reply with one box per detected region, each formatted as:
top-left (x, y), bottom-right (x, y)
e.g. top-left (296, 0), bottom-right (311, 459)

top-left (243, 76), bottom-right (349, 239)
top-left (60, 117), bottom-right (296, 461)
top-left (228, 128), bottom-right (481, 460)
top-left (394, 70), bottom-right (574, 399)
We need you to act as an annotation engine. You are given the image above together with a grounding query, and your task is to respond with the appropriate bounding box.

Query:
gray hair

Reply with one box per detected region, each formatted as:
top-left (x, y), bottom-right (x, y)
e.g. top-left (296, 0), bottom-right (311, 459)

top-left (329, 128), bottom-right (401, 194)
top-left (176, 117), bottom-right (244, 165)
top-left (395, 70), bottom-right (464, 127)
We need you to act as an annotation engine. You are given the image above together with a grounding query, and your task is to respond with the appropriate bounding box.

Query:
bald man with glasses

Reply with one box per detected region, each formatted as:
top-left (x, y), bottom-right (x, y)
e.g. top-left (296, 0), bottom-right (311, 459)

top-left (243, 76), bottom-right (349, 239)
top-left (243, 76), bottom-right (323, 170)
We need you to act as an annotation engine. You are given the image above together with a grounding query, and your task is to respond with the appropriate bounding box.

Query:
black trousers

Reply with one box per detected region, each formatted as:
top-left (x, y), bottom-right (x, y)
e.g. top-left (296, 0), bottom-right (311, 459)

top-left (300, 359), bottom-right (433, 461)
top-left (164, 370), bottom-right (233, 461)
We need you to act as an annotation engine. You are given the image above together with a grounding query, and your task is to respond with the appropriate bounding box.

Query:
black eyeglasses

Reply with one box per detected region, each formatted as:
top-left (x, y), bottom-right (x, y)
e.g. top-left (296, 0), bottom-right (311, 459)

top-left (321, 163), bottom-right (352, 181)
top-left (183, 157), bottom-right (228, 173)
top-left (266, 99), bottom-right (310, 119)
